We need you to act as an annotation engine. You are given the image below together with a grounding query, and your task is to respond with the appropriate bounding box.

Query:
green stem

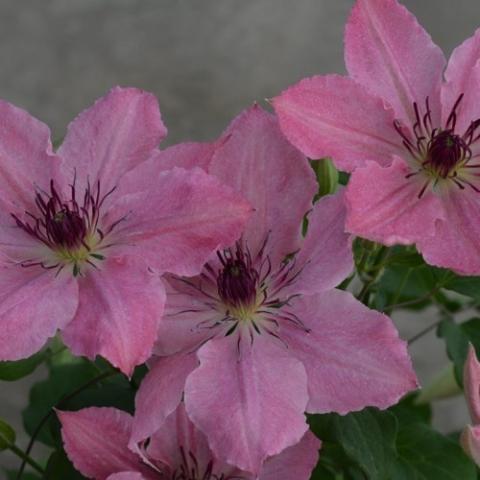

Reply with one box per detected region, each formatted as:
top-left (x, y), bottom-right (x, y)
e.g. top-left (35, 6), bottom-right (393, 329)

top-left (8, 444), bottom-right (44, 475)
top-left (16, 368), bottom-right (118, 480)
top-left (357, 246), bottom-right (390, 305)
top-left (408, 318), bottom-right (445, 345)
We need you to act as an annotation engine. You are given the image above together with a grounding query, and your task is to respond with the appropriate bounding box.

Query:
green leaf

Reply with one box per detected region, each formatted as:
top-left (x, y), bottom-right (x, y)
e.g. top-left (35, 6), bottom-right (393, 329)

top-left (392, 423), bottom-right (476, 479)
top-left (389, 394), bottom-right (432, 426)
top-left (45, 450), bottom-right (86, 479)
top-left (0, 350), bottom-right (46, 381)
top-left (309, 408), bottom-right (398, 480)
top-left (443, 275), bottom-right (480, 303)
top-left (0, 418), bottom-right (15, 450)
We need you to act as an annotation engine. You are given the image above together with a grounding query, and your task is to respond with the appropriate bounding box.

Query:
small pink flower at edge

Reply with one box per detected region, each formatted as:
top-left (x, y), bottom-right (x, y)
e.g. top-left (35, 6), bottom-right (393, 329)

top-left (0, 87), bottom-right (251, 375)
top-left (129, 105), bottom-right (418, 473)
top-left (57, 404), bottom-right (320, 480)
top-left (273, 0), bottom-right (480, 275)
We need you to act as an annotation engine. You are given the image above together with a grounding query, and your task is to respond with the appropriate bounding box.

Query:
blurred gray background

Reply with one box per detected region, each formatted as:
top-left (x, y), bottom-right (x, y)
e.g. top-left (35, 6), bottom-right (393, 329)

top-left (2, 0), bottom-right (480, 473)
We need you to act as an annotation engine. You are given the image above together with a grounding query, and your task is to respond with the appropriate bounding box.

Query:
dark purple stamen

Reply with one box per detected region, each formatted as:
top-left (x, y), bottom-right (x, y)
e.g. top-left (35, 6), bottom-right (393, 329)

top-left (217, 244), bottom-right (259, 311)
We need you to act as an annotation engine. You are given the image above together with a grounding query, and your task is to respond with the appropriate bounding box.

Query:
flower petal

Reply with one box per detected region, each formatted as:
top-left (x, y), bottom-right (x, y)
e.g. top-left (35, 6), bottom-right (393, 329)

top-left (58, 408), bottom-right (152, 480)
top-left (130, 353), bottom-right (198, 447)
top-left (108, 166), bottom-right (251, 276)
top-left (59, 87), bottom-right (166, 195)
top-left (150, 141), bottom-right (217, 172)
top-left (184, 335), bottom-right (309, 474)
top-left (273, 75), bottom-right (401, 172)
top-left (442, 28), bottom-right (480, 136)
top-left (210, 105), bottom-right (316, 262)
top-left (418, 187), bottom-right (480, 275)
top-left (345, 0), bottom-right (445, 125)
top-left (0, 100), bottom-right (60, 215)
top-left (293, 189), bottom-right (353, 294)
top-left (461, 425), bottom-right (480, 467)
top-left (282, 290), bottom-right (418, 414)
top-left (259, 431), bottom-right (321, 480)
top-left (0, 267), bottom-right (78, 361)
top-left (107, 473), bottom-right (146, 480)
top-left (464, 345), bottom-right (480, 424)
top-left (345, 157), bottom-right (445, 245)
top-left (62, 256), bottom-right (165, 376)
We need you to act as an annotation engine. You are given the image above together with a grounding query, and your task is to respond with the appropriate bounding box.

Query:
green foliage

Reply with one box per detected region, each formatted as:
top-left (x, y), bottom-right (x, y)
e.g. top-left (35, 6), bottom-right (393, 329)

top-left (0, 350), bottom-right (47, 381)
top-left (45, 450), bottom-right (86, 479)
top-left (0, 418), bottom-right (15, 450)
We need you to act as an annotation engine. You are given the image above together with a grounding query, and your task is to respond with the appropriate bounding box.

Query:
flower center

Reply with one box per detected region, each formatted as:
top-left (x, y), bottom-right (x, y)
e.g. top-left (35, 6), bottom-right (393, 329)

top-left (12, 178), bottom-right (116, 275)
top-left (217, 245), bottom-right (259, 320)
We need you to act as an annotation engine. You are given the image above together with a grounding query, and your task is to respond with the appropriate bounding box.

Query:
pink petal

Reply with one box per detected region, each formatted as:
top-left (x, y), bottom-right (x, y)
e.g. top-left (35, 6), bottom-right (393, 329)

top-left (154, 277), bottom-right (222, 356)
top-left (210, 105), bottom-right (317, 262)
top-left (59, 87), bottom-right (167, 195)
top-left (107, 166), bottom-right (251, 276)
top-left (272, 75), bottom-right (402, 172)
top-left (345, 157), bottom-right (445, 245)
top-left (282, 290), bottom-right (418, 414)
top-left (107, 473), bottom-right (146, 480)
top-left (293, 189), bottom-right (353, 295)
top-left (442, 28), bottom-right (480, 135)
top-left (184, 335), bottom-right (309, 474)
top-left (150, 141), bottom-right (217, 172)
top-left (259, 431), bottom-right (321, 480)
top-left (130, 353), bottom-right (198, 447)
top-left (62, 256), bottom-right (166, 376)
top-left (464, 345), bottom-right (480, 424)
top-left (461, 425), bottom-right (480, 467)
top-left (0, 100), bottom-right (60, 215)
top-left (345, 0), bottom-right (445, 125)
top-left (0, 267), bottom-right (78, 361)
top-left (418, 187), bottom-right (480, 275)
top-left (58, 408), bottom-right (153, 480)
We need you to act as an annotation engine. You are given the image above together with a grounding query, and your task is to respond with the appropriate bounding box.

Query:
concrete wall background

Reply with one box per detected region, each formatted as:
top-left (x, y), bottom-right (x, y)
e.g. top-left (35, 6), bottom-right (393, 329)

top-left (1, 0), bottom-right (480, 472)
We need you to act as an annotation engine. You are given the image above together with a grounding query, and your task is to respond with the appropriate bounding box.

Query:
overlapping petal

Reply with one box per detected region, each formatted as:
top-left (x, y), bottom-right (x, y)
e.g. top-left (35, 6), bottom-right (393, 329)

top-left (0, 267), bottom-right (78, 361)
top-left (62, 256), bottom-right (166, 376)
top-left (282, 289), bottom-right (418, 414)
top-left (273, 75), bottom-right (402, 172)
top-left (150, 141), bottom-right (217, 172)
top-left (106, 165), bottom-right (251, 276)
top-left (345, 0), bottom-right (445, 124)
top-left (461, 425), bottom-right (480, 467)
top-left (184, 334), bottom-right (309, 474)
top-left (59, 87), bottom-right (167, 195)
top-left (464, 345), bottom-right (480, 424)
top-left (345, 157), bottom-right (445, 245)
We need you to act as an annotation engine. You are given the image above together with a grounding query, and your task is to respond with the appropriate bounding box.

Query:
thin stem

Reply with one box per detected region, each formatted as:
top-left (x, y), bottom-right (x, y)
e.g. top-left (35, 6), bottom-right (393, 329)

top-left (385, 286), bottom-right (439, 312)
top-left (408, 318), bottom-right (444, 345)
top-left (357, 246), bottom-right (390, 305)
top-left (16, 368), bottom-right (118, 480)
top-left (8, 444), bottom-right (44, 475)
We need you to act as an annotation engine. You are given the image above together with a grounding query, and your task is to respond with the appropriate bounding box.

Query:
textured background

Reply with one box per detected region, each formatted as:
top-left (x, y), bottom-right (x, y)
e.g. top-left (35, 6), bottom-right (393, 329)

top-left (1, 0), bottom-right (480, 472)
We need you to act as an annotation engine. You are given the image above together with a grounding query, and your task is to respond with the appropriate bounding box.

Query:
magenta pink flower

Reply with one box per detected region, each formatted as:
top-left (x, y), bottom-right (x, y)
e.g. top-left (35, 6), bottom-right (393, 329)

top-left (58, 404), bottom-right (320, 480)
top-left (128, 106), bottom-right (418, 473)
top-left (0, 87), bottom-right (250, 375)
top-left (273, 0), bottom-right (480, 275)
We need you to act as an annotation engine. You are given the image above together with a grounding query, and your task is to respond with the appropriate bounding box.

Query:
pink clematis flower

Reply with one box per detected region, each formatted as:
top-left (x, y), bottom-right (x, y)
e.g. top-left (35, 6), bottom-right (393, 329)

top-left (273, 0), bottom-right (480, 275)
top-left (461, 345), bottom-right (480, 465)
top-left (58, 404), bottom-right (321, 480)
top-left (0, 87), bottom-right (250, 375)
top-left (129, 106), bottom-right (418, 473)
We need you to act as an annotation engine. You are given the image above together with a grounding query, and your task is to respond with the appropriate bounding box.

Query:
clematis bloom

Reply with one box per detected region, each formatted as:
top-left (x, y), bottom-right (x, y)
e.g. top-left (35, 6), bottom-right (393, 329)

top-left (0, 87), bottom-right (250, 375)
top-left (273, 0), bottom-right (480, 274)
top-left (129, 106), bottom-right (418, 473)
top-left (58, 404), bottom-right (320, 480)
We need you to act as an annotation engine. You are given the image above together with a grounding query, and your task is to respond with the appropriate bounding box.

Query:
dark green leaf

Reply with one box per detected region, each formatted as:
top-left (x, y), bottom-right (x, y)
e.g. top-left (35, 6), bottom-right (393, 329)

top-left (389, 394), bottom-right (432, 427)
top-left (0, 350), bottom-right (46, 381)
top-left (45, 450), bottom-right (86, 479)
top-left (0, 418), bottom-right (15, 450)
top-left (443, 275), bottom-right (480, 303)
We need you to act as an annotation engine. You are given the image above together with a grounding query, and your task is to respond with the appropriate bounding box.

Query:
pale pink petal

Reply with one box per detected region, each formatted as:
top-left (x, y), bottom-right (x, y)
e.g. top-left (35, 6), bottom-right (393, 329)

top-left (345, 0), bottom-right (445, 125)
top-left (442, 28), bottom-right (480, 136)
top-left (184, 335), bottom-right (309, 474)
top-left (273, 75), bottom-right (402, 172)
top-left (0, 100), bottom-right (60, 215)
top-left (149, 141), bottom-right (217, 172)
top-left (59, 87), bottom-right (166, 195)
top-left (418, 187), bottom-right (480, 275)
top-left (259, 431), bottom-right (321, 480)
top-left (345, 157), bottom-right (445, 245)
top-left (210, 105), bottom-right (317, 262)
top-left (464, 345), bottom-right (480, 424)
top-left (107, 473), bottom-right (146, 480)
top-left (130, 353), bottom-right (198, 447)
top-left (107, 166), bottom-right (251, 276)
top-left (282, 290), bottom-right (418, 414)
top-left (154, 277), bottom-right (222, 356)
top-left (58, 408), bottom-right (153, 480)
top-left (293, 189), bottom-right (353, 294)
top-left (62, 256), bottom-right (165, 376)
top-left (0, 267), bottom-right (78, 361)
top-left (461, 425), bottom-right (480, 467)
